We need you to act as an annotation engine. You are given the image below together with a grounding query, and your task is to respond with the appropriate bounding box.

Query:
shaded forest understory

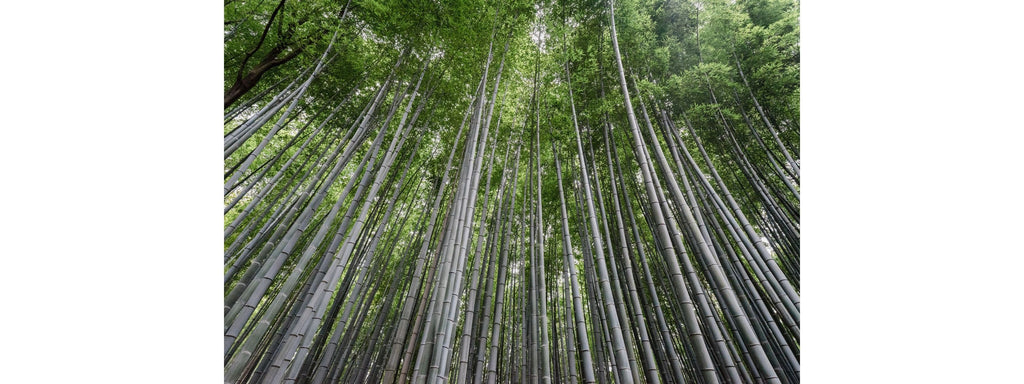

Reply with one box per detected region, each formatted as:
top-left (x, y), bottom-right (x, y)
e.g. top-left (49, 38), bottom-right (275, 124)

top-left (223, 0), bottom-right (799, 382)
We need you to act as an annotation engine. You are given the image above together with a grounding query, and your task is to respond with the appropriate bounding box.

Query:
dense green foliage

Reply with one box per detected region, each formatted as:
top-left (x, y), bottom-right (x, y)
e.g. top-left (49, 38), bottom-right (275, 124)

top-left (224, 0), bottom-right (799, 382)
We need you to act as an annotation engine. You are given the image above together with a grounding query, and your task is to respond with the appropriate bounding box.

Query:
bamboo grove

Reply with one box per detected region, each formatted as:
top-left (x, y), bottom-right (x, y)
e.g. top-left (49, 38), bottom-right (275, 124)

top-left (223, 0), bottom-right (799, 383)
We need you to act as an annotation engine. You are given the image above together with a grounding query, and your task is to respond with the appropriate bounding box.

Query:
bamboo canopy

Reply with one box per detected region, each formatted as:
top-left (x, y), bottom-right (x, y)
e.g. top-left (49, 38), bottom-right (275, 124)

top-left (224, 0), bottom-right (800, 382)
